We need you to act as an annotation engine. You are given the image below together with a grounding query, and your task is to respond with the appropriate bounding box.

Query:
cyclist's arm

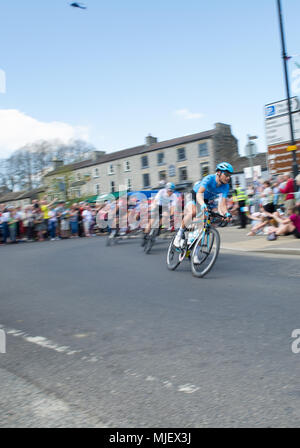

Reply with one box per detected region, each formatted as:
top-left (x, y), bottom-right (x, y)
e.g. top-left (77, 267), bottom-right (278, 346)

top-left (218, 197), bottom-right (227, 215)
top-left (196, 186), bottom-right (206, 207)
top-left (218, 197), bottom-right (232, 220)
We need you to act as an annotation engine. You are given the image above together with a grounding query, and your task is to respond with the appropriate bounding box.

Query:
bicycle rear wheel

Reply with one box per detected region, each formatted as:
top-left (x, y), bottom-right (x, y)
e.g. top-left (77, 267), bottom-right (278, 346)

top-left (166, 235), bottom-right (182, 270)
top-left (190, 227), bottom-right (220, 278)
top-left (144, 229), bottom-right (157, 254)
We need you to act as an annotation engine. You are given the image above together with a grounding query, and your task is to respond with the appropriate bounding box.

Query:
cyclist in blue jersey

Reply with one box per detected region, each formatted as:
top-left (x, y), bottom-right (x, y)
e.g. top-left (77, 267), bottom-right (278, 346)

top-left (174, 162), bottom-right (234, 248)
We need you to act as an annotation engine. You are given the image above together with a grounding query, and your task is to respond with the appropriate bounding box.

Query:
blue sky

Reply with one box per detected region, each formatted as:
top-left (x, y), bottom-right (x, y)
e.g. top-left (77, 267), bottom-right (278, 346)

top-left (1, 0), bottom-right (300, 159)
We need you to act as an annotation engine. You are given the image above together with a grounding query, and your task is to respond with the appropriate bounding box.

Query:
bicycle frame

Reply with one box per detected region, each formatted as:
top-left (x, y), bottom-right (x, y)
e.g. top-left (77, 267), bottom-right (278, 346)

top-left (182, 209), bottom-right (225, 258)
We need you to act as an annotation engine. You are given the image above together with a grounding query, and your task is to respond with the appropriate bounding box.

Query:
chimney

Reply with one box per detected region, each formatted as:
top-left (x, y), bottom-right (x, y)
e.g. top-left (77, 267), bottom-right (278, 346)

top-left (53, 158), bottom-right (64, 170)
top-left (91, 150), bottom-right (106, 161)
top-left (145, 134), bottom-right (158, 146)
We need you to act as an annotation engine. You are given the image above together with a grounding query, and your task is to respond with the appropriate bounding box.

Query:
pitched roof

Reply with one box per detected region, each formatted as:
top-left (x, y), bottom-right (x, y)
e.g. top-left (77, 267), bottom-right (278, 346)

top-left (45, 129), bottom-right (216, 177)
top-left (0, 187), bottom-right (45, 203)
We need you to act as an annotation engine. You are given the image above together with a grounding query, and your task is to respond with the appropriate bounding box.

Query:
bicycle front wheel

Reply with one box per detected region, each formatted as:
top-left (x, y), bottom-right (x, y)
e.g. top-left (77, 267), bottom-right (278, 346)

top-left (166, 235), bottom-right (182, 270)
top-left (190, 227), bottom-right (220, 278)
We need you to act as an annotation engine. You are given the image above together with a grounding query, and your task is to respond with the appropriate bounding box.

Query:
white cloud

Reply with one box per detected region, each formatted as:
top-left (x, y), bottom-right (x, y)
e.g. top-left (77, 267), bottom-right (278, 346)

top-left (174, 108), bottom-right (204, 120)
top-left (0, 109), bottom-right (90, 158)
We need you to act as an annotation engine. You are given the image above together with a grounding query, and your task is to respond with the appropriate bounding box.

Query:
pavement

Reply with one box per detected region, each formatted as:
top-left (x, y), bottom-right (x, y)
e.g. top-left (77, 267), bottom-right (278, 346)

top-left (106, 226), bottom-right (300, 256)
top-left (218, 226), bottom-right (300, 256)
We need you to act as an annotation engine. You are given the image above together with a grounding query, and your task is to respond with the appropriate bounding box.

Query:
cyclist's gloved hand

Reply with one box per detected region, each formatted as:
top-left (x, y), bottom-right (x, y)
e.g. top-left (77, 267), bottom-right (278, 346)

top-left (224, 212), bottom-right (232, 223)
top-left (201, 203), bottom-right (208, 216)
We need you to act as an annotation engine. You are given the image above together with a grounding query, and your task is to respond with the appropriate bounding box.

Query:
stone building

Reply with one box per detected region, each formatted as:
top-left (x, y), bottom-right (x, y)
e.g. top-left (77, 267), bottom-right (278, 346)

top-left (0, 187), bottom-right (46, 208)
top-left (43, 123), bottom-right (268, 199)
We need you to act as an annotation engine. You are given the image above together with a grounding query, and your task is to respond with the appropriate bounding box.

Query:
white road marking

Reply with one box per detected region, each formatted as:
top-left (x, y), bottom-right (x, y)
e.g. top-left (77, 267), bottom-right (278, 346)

top-left (0, 324), bottom-right (100, 362)
top-left (178, 384), bottom-right (199, 394)
top-left (124, 369), bottom-right (199, 395)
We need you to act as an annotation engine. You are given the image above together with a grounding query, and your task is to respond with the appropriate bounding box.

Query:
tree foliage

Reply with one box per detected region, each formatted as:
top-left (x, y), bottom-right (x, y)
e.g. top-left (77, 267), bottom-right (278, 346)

top-left (0, 139), bottom-right (95, 192)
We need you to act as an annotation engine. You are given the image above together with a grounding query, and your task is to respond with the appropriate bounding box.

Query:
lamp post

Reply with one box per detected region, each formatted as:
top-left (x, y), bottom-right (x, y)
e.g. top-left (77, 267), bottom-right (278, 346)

top-left (245, 135), bottom-right (258, 181)
top-left (276, 0), bottom-right (299, 177)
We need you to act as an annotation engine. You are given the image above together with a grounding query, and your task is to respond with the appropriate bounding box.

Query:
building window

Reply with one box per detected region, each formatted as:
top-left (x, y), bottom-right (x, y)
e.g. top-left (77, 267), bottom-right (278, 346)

top-left (179, 166), bottom-right (188, 182)
top-left (124, 160), bottom-right (131, 172)
top-left (110, 181), bottom-right (115, 193)
top-left (199, 142), bottom-right (209, 157)
top-left (177, 147), bottom-right (186, 161)
top-left (127, 179), bottom-right (132, 191)
top-left (200, 162), bottom-right (209, 178)
top-left (77, 173), bottom-right (81, 180)
top-left (95, 184), bottom-right (100, 195)
top-left (94, 168), bottom-right (99, 178)
top-left (143, 173), bottom-right (150, 188)
top-left (108, 164), bottom-right (114, 175)
top-left (168, 165), bottom-right (176, 177)
top-left (159, 170), bottom-right (167, 181)
top-left (157, 152), bottom-right (165, 165)
top-left (141, 155), bottom-right (149, 169)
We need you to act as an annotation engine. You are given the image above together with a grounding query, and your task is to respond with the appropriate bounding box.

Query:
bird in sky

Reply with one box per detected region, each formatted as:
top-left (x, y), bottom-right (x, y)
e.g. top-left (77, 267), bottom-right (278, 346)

top-left (70, 2), bottom-right (87, 9)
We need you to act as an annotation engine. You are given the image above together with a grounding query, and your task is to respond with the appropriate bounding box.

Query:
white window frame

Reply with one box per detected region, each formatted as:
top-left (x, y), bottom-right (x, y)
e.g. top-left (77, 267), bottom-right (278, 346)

top-left (179, 166), bottom-right (188, 182)
top-left (141, 155), bottom-right (149, 169)
top-left (199, 142), bottom-right (209, 157)
top-left (127, 178), bottom-right (132, 191)
top-left (124, 160), bottom-right (131, 172)
top-left (108, 164), bottom-right (115, 175)
top-left (157, 152), bottom-right (165, 165)
top-left (177, 147), bottom-right (186, 162)
top-left (143, 173), bottom-right (150, 188)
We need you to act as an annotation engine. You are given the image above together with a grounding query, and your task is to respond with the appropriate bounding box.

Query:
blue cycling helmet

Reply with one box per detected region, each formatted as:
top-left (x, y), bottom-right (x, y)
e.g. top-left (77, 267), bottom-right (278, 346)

top-left (166, 182), bottom-right (175, 191)
top-left (216, 162), bottom-right (234, 173)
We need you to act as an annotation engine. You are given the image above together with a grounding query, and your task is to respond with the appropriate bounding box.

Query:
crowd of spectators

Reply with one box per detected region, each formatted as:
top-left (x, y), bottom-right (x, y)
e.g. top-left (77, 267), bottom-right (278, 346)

top-left (0, 197), bottom-right (100, 244)
top-left (230, 172), bottom-right (300, 240)
top-left (1, 171), bottom-right (300, 246)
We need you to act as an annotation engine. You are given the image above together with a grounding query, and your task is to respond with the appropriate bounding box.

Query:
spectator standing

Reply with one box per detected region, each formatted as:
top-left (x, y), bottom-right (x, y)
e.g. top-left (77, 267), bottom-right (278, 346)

top-left (8, 208), bottom-right (18, 243)
top-left (48, 206), bottom-right (58, 240)
top-left (60, 206), bottom-right (70, 239)
top-left (24, 205), bottom-right (35, 241)
top-left (82, 205), bottom-right (92, 237)
top-left (1, 207), bottom-right (10, 244)
top-left (233, 182), bottom-right (248, 229)
top-left (260, 180), bottom-right (274, 213)
top-left (273, 175), bottom-right (285, 210)
top-left (78, 202), bottom-right (85, 237)
top-left (295, 174), bottom-right (300, 206)
top-left (69, 205), bottom-right (79, 238)
top-left (33, 205), bottom-right (45, 241)
top-left (55, 201), bottom-right (66, 239)
top-left (40, 197), bottom-right (57, 240)
top-left (280, 172), bottom-right (296, 210)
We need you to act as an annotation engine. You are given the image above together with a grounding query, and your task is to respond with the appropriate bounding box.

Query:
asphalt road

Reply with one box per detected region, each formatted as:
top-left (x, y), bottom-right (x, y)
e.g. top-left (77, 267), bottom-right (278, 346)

top-left (0, 235), bottom-right (300, 428)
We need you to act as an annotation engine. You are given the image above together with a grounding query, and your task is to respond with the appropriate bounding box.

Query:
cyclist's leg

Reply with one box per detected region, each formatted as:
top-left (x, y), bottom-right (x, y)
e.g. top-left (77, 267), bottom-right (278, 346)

top-left (141, 205), bottom-right (157, 245)
top-left (174, 202), bottom-right (196, 247)
top-left (157, 206), bottom-right (164, 236)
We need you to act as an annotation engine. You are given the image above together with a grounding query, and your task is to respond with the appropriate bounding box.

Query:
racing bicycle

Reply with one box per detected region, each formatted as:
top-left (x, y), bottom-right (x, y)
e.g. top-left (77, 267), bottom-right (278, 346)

top-left (166, 208), bottom-right (227, 277)
top-left (143, 215), bottom-right (175, 254)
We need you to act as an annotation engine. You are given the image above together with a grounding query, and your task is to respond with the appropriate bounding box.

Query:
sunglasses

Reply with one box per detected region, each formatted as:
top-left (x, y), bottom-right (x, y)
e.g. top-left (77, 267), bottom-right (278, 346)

top-left (222, 171), bottom-right (231, 178)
